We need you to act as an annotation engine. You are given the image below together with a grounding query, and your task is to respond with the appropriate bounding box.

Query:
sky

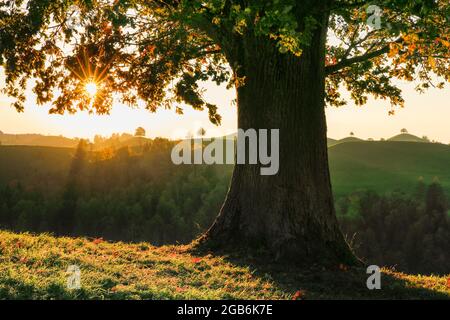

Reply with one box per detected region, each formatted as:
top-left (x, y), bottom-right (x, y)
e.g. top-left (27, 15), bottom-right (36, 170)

top-left (0, 69), bottom-right (449, 143)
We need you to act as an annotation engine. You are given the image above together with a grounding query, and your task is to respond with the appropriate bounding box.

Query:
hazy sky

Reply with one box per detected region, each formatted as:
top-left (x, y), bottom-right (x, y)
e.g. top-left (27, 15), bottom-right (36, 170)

top-left (0, 69), bottom-right (449, 142)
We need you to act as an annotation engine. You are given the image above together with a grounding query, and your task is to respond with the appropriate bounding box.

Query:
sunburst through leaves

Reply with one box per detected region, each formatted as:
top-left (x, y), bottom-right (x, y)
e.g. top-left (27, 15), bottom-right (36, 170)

top-left (66, 47), bottom-right (114, 112)
top-left (85, 81), bottom-right (98, 98)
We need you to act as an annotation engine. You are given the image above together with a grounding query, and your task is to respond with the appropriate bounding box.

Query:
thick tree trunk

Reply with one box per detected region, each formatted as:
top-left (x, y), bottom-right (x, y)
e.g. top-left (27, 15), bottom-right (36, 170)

top-left (201, 14), bottom-right (357, 266)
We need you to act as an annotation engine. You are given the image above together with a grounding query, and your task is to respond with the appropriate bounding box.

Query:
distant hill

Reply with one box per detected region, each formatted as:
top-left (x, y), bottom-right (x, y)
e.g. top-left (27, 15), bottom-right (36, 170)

top-left (224, 133), bottom-right (360, 146)
top-left (337, 136), bottom-right (364, 144)
top-left (0, 145), bottom-right (73, 188)
top-left (327, 138), bottom-right (338, 147)
top-left (0, 132), bottom-right (78, 148)
top-left (0, 131), bottom-right (155, 150)
top-left (1, 140), bottom-right (449, 198)
top-left (388, 133), bottom-right (427, 143)
top-left (0, 130), bottom-right (435, 149)
top-left (93, 136), bottom-right (152, 150)
top-left (329, 141), bottom-right (450, 197)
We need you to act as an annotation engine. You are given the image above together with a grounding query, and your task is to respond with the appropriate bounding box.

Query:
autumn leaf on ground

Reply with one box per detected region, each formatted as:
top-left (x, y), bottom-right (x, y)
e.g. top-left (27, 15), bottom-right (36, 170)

top-left (192, 257), bottom-right (202, 264)
top-left (92, 238), bottom-right (104, 245)
top-left (292, 290), bottom-right (305, 300)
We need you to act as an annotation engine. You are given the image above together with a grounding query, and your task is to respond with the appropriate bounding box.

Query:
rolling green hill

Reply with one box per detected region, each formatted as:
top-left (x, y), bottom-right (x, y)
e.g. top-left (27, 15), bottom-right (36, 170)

top-left (1, 140), bottom-right (450, 198)
top-left (327, 136), bottom-right (364, 147)
top-left (327, 138), bottom-right (338, 147)
top-left (0, 132), bottom-right (78, 148)
top-left (92, 136), bottom-right (152, 150)
top-left (329, 141), bottom-right (450, 197)
top-left (337, 136), bottom-right (364, 144)
top-left (0, 146), bottom-right (73, 188)
top-left (388, 133), bottom-right (427, 143)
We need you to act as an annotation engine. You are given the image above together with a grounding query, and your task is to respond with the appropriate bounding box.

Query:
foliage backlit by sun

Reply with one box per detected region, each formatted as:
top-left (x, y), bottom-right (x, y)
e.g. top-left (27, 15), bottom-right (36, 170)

top-left (65, 48), bottom-right (113, 108)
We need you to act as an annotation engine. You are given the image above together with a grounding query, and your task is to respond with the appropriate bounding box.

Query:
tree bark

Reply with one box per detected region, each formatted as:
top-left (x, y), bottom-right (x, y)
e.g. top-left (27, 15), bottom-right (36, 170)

top-left (200, 14), bottom-right (358, 266)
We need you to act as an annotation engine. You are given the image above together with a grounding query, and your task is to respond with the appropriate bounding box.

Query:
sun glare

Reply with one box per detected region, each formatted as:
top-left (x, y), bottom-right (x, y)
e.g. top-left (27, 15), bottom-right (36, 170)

top-left (85, 82), bottom-right (98, 98)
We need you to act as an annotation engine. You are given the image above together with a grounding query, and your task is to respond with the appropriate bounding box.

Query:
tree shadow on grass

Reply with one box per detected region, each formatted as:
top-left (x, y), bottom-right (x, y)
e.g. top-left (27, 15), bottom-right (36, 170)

top-left (192, 247), bottom-right (450, 300)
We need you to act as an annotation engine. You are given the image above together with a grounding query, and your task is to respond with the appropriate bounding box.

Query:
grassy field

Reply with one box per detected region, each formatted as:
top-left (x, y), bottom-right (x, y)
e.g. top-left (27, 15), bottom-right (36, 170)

top-left (0, 230), bottom-right (448, 300)
top-left (329, 141), bottom-right (450, 197)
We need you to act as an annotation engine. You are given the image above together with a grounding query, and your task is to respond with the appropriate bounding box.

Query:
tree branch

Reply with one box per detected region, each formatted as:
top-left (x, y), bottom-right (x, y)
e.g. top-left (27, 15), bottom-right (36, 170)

top-left (325, 45), bottom-right (389, 75)
top-left (326, 38), bottom-right (403, 75)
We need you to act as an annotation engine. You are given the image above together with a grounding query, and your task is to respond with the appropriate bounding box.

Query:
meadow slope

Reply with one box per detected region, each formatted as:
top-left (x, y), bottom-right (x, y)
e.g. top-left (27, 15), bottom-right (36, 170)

top-left (1, 140), bottom-right (450, 197)
top-left (329, 141), bottom-right (450, 197)
top-left (0, 230), bottom-right (448, 300)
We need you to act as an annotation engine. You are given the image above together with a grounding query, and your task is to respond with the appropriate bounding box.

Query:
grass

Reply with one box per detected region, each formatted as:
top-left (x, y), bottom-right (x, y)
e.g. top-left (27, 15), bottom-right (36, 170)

top-left (0, 230), bottom-right (448, 300)
top-left (329, 141), bottom-right (450, 197)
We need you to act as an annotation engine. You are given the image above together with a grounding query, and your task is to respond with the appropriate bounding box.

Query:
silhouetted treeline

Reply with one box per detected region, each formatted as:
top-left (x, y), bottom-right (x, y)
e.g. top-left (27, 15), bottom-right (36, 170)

top-left (338, 181), bottom-right (450, 275)
top-left (0, 139), bottom-right (448, 275)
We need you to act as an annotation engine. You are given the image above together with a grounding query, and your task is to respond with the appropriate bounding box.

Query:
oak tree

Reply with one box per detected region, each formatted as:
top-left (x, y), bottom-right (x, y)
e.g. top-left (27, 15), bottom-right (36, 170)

top-left (1, 0), bottom-right (449, 265)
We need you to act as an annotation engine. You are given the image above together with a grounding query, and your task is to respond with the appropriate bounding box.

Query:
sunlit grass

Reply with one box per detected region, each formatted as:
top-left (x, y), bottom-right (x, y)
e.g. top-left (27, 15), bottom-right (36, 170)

top-left (0, 230), bottom-right (448, 300)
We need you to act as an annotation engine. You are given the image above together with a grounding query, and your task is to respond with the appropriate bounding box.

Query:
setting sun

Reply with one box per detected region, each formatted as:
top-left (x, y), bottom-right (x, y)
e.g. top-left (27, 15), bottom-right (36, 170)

top-left (85, 82), bottom-right (98, 98)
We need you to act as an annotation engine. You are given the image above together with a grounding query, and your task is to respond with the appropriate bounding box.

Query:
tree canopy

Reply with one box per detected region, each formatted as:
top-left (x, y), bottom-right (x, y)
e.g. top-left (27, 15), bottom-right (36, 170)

top-left (1, 0), bottom-right (449, 120)
top-left (135, 126), bottom-right (146, 137)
